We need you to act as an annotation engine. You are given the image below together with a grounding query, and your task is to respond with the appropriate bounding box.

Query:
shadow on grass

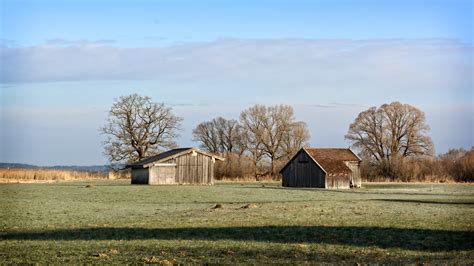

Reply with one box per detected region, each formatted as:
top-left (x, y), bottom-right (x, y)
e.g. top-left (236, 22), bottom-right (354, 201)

top-left (249, 186), bottom-right (469, 197)
top-left (160, 198), bottom-right (474, 205)
top-left (150, 199), bottom-right (362, 204)
top-left (373, 199), bottom-right (474, 205)
top-left (2, 226), bottom-right (472, 251)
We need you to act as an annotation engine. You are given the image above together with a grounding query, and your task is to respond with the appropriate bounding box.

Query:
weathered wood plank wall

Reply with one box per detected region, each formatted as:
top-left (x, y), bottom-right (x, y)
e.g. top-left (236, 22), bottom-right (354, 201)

top-left (346, 161), bottom-right (362, 188)
top-left (326, 175), bottom-right (350, 189)
top-left (158, 153), bottom-right (214, 184)
top-left (282, 151), bottom-right (325, 188)
top-left (281, 149), bottom-right (361, 189)
top-left (149, 165), bottom-right (176, 184)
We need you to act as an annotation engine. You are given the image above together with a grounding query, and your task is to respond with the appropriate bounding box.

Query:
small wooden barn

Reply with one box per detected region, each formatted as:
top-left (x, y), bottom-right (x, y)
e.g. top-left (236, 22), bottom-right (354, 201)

top-left (126, 148), bottom-right (224, 185)
top-left (280, 148), bottom-right (362, 189)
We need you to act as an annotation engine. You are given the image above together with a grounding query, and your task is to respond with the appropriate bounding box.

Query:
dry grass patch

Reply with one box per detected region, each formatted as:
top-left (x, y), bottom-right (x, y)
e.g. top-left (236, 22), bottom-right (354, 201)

top-left (0, 168), bottom-right (107, 182)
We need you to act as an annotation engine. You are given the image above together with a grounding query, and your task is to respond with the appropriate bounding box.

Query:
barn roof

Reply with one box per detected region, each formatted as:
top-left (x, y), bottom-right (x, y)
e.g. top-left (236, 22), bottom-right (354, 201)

top-left (305, 148), bottom-right (361, 162)
top-left (304, 148), bottom-right (361, 175)
top-left (280, 148), bottom-right (361, 176)
top-left (126, 147), bottom-right (224, 168)
top-left (305, 148), bottom-right (360, 176)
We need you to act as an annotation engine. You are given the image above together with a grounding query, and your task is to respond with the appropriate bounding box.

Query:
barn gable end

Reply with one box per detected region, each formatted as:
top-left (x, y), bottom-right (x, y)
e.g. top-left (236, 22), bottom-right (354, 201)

top-left (281, 149), bottom-right (326, 188)
top-left (280, 148), bottom-right (362, 189)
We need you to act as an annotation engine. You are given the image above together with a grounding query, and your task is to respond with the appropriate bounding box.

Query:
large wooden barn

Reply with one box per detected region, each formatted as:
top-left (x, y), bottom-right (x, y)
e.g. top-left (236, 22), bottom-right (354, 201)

top-left (280, 148), bottom-right (362, 189)
top-left (127, 148), bottom-right (224, 185)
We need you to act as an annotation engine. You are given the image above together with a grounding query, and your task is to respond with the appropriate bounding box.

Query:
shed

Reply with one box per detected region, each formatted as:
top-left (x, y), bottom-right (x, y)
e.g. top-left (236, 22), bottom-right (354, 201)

top-left (280, 148), bottom-right (362, 189)
top-left (126, 148), bottom-right (224, 185)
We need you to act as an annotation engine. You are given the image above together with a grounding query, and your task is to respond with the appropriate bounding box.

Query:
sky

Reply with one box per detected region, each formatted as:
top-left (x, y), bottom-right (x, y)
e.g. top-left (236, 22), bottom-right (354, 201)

top-left (0, 0), bottom-right (473, 166)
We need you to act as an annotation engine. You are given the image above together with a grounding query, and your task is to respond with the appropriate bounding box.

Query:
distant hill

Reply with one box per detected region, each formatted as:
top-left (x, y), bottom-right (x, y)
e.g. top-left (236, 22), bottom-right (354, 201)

top-left (0, 163), bottom-right (110, 173)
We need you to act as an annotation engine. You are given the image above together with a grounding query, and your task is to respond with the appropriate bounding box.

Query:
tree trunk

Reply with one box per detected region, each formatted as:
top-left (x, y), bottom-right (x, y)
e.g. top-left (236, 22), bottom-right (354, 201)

top-left (253, 153), bottom-right (259, 181)
top-left (270, 156), bottom-right (275, 177)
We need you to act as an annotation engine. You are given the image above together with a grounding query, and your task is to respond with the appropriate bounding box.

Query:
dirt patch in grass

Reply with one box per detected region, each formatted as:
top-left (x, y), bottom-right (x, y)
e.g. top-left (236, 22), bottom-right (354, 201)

top-left (241, 203), bottom-right (258, 209)
top-left (92, 248), bottom-right (119, 258)
top-left (92, 252), bottom-right (108, 258)
top-left (212, 204), bottom-right (224, 209)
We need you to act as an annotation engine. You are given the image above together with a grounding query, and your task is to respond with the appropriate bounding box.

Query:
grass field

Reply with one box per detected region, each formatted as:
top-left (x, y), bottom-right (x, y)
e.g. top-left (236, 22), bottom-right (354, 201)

top-left (1, 181), bottom-right (473, 264)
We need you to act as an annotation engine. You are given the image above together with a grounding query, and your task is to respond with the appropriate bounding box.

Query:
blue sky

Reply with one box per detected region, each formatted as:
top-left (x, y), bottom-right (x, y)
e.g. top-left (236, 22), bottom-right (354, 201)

top-left (1, 0), bottom-right (472, 46)
top-left (0, 0), bottom-right (472, 165)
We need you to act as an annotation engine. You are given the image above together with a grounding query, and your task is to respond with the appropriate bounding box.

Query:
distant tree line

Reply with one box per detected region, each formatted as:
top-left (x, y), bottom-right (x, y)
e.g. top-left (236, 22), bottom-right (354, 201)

top-left (101, 94), bottom-right (472, 182)
top-left (192, 104), bottom-right (310, 179)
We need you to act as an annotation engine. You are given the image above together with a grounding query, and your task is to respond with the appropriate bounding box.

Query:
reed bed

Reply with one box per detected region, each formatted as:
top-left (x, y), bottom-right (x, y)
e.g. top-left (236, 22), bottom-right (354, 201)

top-left (0, 168), bottom-right (107, 182)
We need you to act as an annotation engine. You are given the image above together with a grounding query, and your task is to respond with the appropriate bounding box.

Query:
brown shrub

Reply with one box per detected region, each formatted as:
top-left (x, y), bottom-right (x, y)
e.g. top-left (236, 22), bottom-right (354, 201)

top-left (361, 147), bottom-right (474, 183)
top-left (439, 148), bottom-right (474, 182)
top-left (215, 152), bottom-right (269, 180)
top-left (214, 152), bottom-right (288, 181)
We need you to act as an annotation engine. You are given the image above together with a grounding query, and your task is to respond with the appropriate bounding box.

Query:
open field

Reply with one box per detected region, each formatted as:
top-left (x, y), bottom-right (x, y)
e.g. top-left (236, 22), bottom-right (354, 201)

top-left (1, 181), bottom-right (473, 264)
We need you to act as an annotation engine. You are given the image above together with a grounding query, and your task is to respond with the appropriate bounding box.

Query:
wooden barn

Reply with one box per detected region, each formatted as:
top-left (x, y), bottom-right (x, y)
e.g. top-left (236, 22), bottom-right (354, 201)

top-left (280, 148), bottom-right (362, 189)
top-left (126, 148), bottom-right (224, 185)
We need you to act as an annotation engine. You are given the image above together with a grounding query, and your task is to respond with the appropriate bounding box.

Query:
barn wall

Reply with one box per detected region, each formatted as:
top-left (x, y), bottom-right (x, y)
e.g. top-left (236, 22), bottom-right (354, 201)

top-left (131, 168), bottom-right (149, 184)
top-left (163, 153), bottom-right (214, 184)
top-left (346, 161), bottom-right (362, 188)
top-left (325, 175), bottom-right (350, 189)
top-left (149, 165), bottom-right (176, 185)
top-left (209, 158), bottom-right (214, 184)
top-left (282, 151), bottom-right (325, 188)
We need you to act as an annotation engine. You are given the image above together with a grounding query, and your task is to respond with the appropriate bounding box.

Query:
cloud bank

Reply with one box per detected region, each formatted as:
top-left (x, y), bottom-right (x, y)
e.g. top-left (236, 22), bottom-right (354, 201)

top-left (1, 39), bottom-right (471, 96)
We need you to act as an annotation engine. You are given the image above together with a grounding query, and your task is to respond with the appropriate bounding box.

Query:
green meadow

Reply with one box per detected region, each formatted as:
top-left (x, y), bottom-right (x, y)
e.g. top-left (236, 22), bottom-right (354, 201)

top-left (1, 181), bottom-right (473, 264)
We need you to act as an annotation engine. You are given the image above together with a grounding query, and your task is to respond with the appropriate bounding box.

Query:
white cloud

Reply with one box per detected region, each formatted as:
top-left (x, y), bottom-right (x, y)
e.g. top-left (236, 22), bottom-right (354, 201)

top-left (1, 39), bottom-right (471, 99)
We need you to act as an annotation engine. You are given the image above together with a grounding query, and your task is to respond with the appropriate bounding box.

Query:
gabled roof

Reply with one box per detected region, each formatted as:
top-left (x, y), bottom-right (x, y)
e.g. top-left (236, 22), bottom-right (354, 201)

top-left (280, 148), bottom-right (361, 176)
top-left (305, 148), bottom-right (361, 162)
top-left (126, 147), bottom-right (224, 168)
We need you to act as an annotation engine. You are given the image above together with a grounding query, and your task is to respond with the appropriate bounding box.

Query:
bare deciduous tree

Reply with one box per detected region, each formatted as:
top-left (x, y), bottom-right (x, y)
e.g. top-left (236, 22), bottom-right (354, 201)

top-left (240, 105), bottom-right (266, 177)
top-left (192, 120), bottom-right (221, 153)
top-left (193, 117), bottom-right (246, 177)
top-left (240, 104), bottom-right (309, 176)
top-left (281, 121), bottom-right (310, 160)
top-left (192, 117), bottom-right (243, 155)
top-left (345, 101), bottom-right (433, 178)
top-left (214, 117), bottom-right (242, 154)
top-left (193, 105), bottom-right (310, 178)
top-left (101, 94), bottom-right (182, 165)
top-left (260, 105), bottom-right (296, 175)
